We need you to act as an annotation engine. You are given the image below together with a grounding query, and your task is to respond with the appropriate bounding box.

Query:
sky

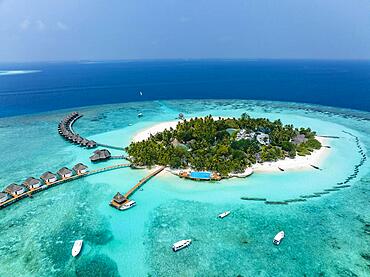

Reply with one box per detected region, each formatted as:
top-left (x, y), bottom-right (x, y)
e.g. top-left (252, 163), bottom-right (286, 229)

top-left (0, 0), bottom-right (370, 62)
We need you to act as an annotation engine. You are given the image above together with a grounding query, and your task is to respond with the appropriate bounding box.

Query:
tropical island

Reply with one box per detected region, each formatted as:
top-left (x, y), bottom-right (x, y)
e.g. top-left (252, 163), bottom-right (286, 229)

top-left (126, 114), bottom-right (322, 178)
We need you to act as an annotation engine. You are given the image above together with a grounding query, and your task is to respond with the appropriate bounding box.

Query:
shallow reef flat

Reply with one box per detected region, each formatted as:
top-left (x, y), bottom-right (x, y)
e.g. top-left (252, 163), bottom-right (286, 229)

top-left (0, 99), bottom-right (369, 276)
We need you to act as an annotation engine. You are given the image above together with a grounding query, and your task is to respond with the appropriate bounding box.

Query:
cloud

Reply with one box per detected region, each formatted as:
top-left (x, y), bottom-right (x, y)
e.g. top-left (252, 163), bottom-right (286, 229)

top-left (36, 20), bottom-right (46, 31)
top-left (19, 18), bottom-right (31, 30)
top-left (56, 21), bottom-right (68, 30)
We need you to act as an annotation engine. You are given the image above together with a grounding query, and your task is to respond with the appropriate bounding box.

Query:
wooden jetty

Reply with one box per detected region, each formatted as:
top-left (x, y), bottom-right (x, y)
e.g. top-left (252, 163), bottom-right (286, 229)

top-left (0, 163), bottom-right (131, 210)
top-left (110, 166), bottom-right (165, 210)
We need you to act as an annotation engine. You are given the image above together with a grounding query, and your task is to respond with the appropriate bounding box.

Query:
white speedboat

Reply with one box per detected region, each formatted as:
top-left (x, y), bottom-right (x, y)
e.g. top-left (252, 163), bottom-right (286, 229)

top-left (218, 211), bottom-right (231, 219)
top-left (172, 239), bottom-right (192, 252)
top-left (72, 240), bottom-right (83, 257)
top-left (119, 200), bottom-right (136, 210)
top-left (137, 113), bottom-right (143, 117)
top-left (273, 231), bottom-right (285, 245)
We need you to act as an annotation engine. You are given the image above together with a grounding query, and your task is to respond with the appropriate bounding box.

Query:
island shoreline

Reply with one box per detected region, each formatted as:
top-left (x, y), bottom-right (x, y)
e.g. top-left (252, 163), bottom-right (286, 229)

top-left (132, 119), bottom-right (330, 175)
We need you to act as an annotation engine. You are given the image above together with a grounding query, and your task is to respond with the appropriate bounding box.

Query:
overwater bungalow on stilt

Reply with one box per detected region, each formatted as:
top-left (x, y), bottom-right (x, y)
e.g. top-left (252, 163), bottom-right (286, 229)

top-left (0, 192), bottom-right (9, 203)
top-left (22, 177), bottom-right (41, 190)
top-left (90, 149), bottom-right (111, 162)
top-left (5, 184), bottom-right (25, 196)
top-left (73, 163), bottom-right (88, 175)
top-left (86, 140), bottom-right (97, 148)
top-left (57, 167), bottom-right (73, 179)
top-left (40, 171), bottom-right (57, 184)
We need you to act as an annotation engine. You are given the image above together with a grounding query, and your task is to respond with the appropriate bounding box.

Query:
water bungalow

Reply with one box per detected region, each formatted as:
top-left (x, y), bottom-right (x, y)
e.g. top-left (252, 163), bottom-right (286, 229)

top-left (0, 192), bottom-right (9, 203)
top-left (86, 140), bottom-right (97, 148)
top-left (5, 184), bottom-right (25, 196)
top-left (73, 163), bottom-right (88, 175)
top-left (22, 177), bottom-right (41, 190)
top-left (58, 112), bottom-right (97, 149)
top-left (90, 149), bottom-right (111, 162)
top-left (57, 167), bottom-right (73, 179)
top-left (110, 192), bottom-right (127, 209)
top-left (40, 171), bottom-right (57, 184)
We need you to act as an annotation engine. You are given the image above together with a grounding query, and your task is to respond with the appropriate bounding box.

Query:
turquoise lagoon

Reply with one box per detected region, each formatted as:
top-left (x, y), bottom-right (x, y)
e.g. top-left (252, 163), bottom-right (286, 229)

top-left (0, 100), bottom-right (369, 277)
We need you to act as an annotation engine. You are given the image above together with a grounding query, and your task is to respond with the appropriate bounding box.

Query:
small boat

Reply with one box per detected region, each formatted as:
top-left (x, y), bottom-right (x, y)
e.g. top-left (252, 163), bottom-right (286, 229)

top-left (218, 211), bottom-right (230, 219)
top-left (128, 123), bottom-right (133, 126)
top-left (139, 91), bottom-right (143, 96)
top-left (72, 240), bottom-right (83, 257)
top-left (273, 231), bottom-right (285, 245)
top-left (172, 239), bottom-right (192, 252)
top-left (119, 200), bottom-right (136, 210)
top-left (137, 113), bottom-right (143, 118)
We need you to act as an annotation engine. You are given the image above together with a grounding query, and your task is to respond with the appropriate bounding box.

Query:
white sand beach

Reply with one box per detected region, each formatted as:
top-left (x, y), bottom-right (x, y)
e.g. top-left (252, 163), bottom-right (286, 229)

top-left (132, 120), bottom-right (330, 173)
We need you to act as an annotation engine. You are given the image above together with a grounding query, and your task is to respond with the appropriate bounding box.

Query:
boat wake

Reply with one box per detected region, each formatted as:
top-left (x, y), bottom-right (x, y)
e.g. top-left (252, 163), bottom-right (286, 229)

top-left (0, 70), bottom-right (41, 76)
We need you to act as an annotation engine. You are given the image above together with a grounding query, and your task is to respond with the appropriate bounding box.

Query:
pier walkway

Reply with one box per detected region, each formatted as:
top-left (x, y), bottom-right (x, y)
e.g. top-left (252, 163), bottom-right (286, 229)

top-left (124, 166), bottom-right (165, 199)
top-left (110, 166), bottom-right (165, 210)
top-left (0, 163), bottom-right (131, 210)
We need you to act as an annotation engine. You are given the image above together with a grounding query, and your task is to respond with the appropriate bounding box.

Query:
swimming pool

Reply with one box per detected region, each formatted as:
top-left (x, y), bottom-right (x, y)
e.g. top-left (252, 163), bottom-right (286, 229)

top-left (189, 171), bottom-right (211, 180)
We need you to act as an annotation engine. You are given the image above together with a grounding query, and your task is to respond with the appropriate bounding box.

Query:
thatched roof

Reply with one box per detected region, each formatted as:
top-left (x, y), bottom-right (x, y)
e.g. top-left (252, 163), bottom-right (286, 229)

top-left (23, 177), bottom-right (41, 187)
top-left (40, 171), bottom-right (56, 180)
top-left (73, 163), bottom-right (88, 172)
top-left (57, 167), bottom-right (72, 176)
top-left (5, 183), bottom-right (24, 193)
top-left (113, 192), bottom-right (126, 204)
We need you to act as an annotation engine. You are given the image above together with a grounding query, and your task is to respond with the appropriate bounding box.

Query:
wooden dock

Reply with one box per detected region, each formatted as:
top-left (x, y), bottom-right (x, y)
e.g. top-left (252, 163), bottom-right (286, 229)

top-left (110, 166), bottom-right (165, 210)
top-left (0, 163), bottom-right (131, 210)
top-left (124, 166), bottom-right (165, 198)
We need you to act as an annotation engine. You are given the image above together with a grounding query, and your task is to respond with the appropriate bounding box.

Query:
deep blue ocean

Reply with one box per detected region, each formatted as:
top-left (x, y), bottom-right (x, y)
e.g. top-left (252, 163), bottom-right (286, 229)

top-left (0, 59), bottom-right (369, 117)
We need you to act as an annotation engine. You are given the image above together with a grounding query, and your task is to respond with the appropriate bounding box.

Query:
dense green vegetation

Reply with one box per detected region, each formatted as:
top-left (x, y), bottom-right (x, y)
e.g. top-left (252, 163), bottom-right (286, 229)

top-left (126, 114), bottom-right (321, 176)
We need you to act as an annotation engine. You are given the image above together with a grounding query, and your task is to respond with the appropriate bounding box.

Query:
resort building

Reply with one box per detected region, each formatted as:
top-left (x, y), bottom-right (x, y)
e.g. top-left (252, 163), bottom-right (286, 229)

top-left (292, 134), bottom-right (307, 145)
top-left (5, 184), bottom-right (25, 196)
top-left (22, 177), bottom-right (41, 190)
top-left (73, 163), bottom-right (88, 175)
top-left (0, 192), bottom-right (9, 203)
top-left (86, 140), bottom-right (97, 148)
top-left (179, 171), bottom-right (221, 181)
top-left (40, 171), bottom-right (57, 184)
top-left (236, 129), bottom-right (255, 141)
top-left (80, 139), bottom-right (89, 146)
top-left (89, 149), bottom-right (111, 162)
top-left (57, 167), bottom-right (73, 179)
top-left (256, 133), bottom-right (270, 145)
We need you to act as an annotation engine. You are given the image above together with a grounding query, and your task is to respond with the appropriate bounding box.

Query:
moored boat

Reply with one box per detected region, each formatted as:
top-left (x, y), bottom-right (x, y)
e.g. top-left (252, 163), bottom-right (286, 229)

top-left (273, 231), bottom-right (285, 245)
top-left (119, 200), bottom-right (136, 210)
top-left (218, 211), bottom-right (230, 218)
top-left (172, 239), bottom-right (192, 252)
top-left (72, 240), bottom-right (83, 257)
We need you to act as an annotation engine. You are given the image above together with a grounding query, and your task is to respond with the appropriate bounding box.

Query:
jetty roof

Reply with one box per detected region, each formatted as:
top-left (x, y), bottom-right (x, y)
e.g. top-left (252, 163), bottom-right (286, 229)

top-left (113, 192), bottom-right (127, 204)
